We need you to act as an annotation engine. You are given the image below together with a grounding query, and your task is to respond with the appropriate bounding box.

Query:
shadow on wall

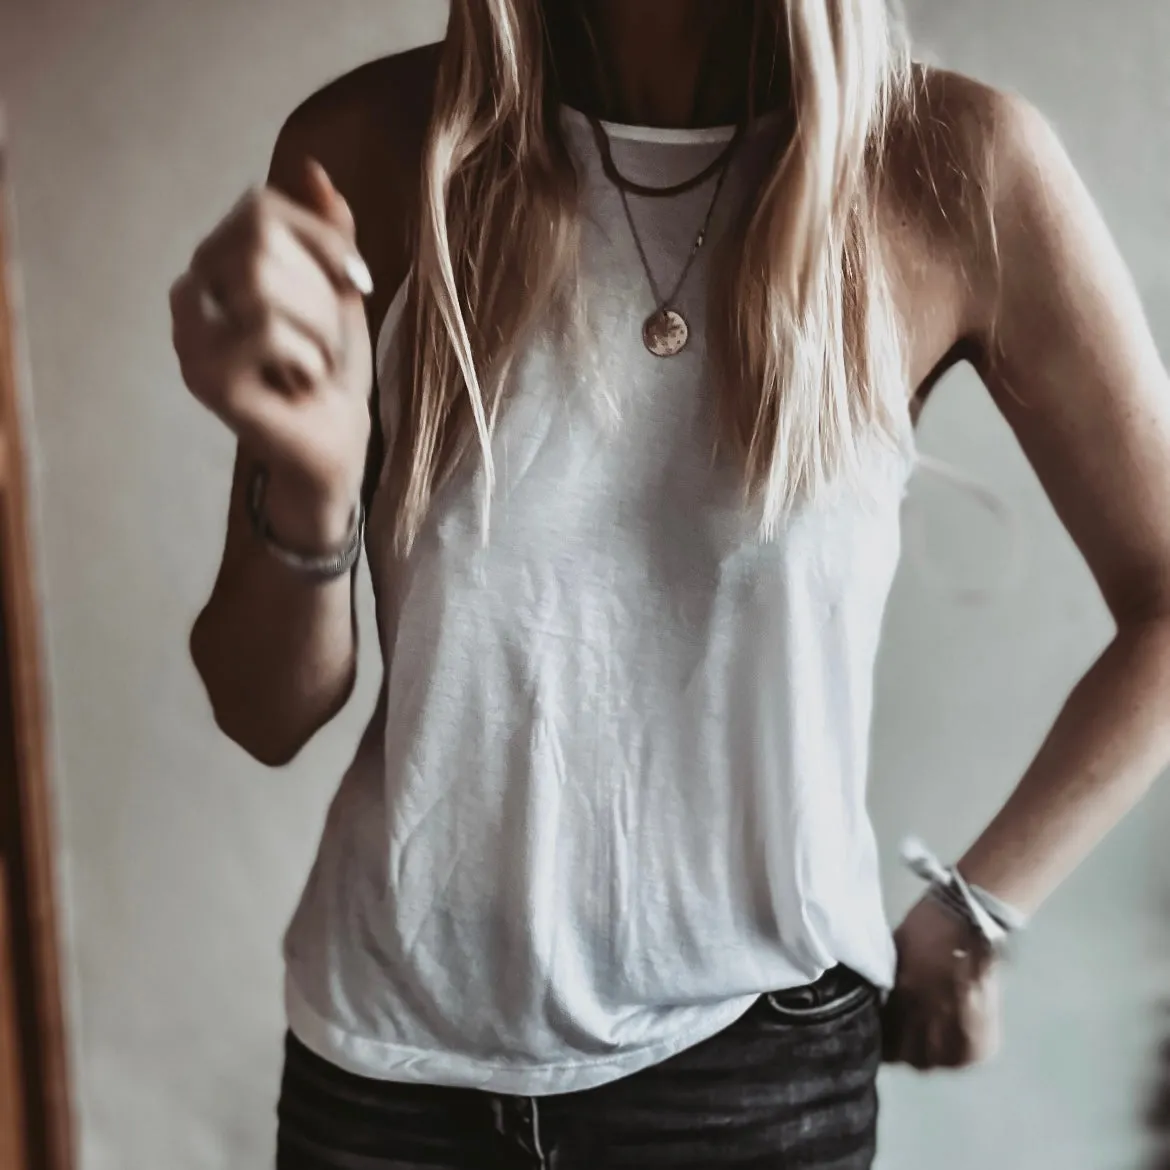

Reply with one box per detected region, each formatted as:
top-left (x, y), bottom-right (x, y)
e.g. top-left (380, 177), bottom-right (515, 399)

top-left (1147, 1011), bottom-right (1170, 1169)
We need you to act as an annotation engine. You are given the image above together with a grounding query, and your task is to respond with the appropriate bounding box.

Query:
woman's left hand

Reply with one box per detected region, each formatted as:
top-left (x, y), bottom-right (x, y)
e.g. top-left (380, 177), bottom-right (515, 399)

top-left (881, 895), bottom-right (1002, 1070)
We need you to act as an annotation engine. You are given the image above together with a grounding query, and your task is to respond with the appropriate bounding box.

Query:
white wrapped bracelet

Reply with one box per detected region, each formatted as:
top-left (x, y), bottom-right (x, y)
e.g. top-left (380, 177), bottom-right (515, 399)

top-left (900, 837), bottom-right (1028, 957)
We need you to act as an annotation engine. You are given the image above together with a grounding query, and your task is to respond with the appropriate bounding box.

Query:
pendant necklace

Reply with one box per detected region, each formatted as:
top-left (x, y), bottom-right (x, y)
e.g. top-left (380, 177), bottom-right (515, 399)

top-left (588, 116), bottom-right (744, 359)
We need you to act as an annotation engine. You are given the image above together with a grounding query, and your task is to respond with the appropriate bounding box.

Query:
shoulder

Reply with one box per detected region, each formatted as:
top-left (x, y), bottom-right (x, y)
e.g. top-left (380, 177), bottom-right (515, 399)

top-left (275, 45), bottom-right (442, 165)
top-left (888, 64), bottom-right (1064, 235)
top-left (881, 65), bottom-right (1072, 391)
top-left (270, 45), bottom-right (443, 296)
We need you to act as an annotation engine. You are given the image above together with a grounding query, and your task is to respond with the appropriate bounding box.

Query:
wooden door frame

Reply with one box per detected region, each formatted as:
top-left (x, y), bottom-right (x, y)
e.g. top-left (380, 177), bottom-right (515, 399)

top-left (0, 120), bottom-right (76, 1170)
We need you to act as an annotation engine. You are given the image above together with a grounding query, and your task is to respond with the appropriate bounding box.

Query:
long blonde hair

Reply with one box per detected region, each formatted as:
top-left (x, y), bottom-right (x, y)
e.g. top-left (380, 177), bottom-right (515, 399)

top-left (391, 0), bottom-right (913, 554)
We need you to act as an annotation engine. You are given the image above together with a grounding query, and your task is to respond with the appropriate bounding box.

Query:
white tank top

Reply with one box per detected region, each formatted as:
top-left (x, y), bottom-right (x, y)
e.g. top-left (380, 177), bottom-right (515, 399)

top-left (282, 106), bottom-right (918, 1096)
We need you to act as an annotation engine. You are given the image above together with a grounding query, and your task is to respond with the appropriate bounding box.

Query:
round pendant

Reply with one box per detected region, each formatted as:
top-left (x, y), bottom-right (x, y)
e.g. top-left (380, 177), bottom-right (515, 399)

top-left (643, 308), bottom-right (689, 358)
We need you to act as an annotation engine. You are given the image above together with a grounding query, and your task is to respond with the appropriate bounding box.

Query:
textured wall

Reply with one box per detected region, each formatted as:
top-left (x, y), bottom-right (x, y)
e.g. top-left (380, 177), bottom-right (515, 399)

top-left (0, 1), bottom-right (1166, 1166)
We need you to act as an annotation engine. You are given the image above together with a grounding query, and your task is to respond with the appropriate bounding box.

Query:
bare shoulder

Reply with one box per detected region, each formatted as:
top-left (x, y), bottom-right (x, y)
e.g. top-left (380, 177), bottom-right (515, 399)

top-left (896, 66), bottom-right (1170, 622)
top-left (275, 45), bottom-right (441, 173)
top-left (881, 65), bottom-right (1066, 402)
top-left (271, 45), bottom-right (443, 304)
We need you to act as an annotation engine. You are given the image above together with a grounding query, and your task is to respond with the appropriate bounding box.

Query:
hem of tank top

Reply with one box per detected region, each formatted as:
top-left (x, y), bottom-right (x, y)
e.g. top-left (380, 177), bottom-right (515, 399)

top-left (284, 970), bottom-right (764, 1092)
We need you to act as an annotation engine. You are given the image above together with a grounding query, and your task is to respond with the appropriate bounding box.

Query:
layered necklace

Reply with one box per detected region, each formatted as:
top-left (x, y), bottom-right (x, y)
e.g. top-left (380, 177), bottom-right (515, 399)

top-left (587, 115), bottom-right (744, 359)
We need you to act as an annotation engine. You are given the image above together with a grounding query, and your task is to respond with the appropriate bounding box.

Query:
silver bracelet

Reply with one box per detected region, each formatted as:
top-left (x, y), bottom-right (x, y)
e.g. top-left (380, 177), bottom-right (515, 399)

top-left (246, 466), bottom-right (365, 582)
top-left (900, 837), bottom-right (1028, 957)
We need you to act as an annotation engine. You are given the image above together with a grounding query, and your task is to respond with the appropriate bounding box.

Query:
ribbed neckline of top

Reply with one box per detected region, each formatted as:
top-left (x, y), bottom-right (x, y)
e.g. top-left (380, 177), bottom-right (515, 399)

top-left (559, 104), bottom-right (787, 145)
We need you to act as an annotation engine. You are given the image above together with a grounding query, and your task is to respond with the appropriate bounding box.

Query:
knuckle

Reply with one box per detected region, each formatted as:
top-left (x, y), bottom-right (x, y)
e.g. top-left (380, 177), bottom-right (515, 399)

top-left (253, 309), bottom-right (285, 352)
top-left (943, 1047), bottom-right (968, 1069)
top-left (179, 361), bottom-right (217, 407)
top-left (951, 1026), bottom-right (981, 1066)
top-left (238, 249), bottom-right (270, 298)
top-left (254, 213), bottom-right (283, 257)
top-left (173, 349), bottom-right (194, 385)
top-left (172, 316), bottom-right (205, 363)
top-left (171, 325), bottom-right (191, 362)
top-left (972, 1034), bottom-right (997, 1064)
top-left (234, 188), bottom-right (271, 249)
top-left (217, 379), bottom-right (259, 430)
top-left (239, 184), bottom-right (267, 221)
top-left (189, 238), bottom-right (215, 277)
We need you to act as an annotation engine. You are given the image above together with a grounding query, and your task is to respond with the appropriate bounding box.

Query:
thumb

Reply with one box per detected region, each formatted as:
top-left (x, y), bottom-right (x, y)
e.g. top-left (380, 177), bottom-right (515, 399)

top-left (296, 157), bottom-right (358, 242)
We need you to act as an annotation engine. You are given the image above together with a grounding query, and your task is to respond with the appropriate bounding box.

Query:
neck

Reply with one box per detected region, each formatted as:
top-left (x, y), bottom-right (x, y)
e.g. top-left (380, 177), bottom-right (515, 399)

top-left (550, 1), bottom-right (783, 129)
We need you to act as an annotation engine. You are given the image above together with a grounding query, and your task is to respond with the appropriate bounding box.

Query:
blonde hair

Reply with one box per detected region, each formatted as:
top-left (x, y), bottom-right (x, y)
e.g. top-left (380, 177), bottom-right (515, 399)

top-left (391, 0), bottom-right (913, 554)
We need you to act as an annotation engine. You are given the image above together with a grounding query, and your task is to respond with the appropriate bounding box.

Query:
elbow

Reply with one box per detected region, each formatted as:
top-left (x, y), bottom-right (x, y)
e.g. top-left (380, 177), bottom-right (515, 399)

top-left (200, 702), bottom-right (307, 768)
top-left (188, 617), bottom-right (314, 769)
top-left (1107, 576), bottom-right (1170, 633)
top-left (205, 685), bottom-right (311, 768)
top-left (202, 683), bottom-right (314, 770)
top-left (236, 733), bottom-right (306, 771)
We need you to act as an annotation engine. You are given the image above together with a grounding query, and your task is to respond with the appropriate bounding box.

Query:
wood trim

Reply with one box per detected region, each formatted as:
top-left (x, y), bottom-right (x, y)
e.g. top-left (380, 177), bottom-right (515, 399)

top-left (0, 123), bottom-right (76, 1170)
top-left (0, 861), bottom-right (30, 1170)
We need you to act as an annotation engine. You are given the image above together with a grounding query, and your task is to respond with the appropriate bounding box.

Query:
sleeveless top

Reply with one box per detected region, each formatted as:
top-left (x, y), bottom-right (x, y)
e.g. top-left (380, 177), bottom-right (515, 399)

top-left (281, 105), bottom-right (919, 1096)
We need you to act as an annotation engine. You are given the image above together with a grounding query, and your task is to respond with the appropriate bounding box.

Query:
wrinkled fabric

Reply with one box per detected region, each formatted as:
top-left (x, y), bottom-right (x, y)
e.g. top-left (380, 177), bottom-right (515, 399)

top-left (282, 107), bottom-right (916, 1095)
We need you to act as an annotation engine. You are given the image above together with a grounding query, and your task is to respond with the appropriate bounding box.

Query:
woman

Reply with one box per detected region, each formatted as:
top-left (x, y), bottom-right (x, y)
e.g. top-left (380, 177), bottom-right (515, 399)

top-left (170, 2), bottom-right (1170, 1166)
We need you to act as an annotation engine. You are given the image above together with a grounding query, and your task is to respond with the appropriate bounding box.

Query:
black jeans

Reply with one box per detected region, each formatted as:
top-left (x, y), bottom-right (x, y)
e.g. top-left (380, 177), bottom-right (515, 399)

top-left (276, 966), bottom-right (882, 1169)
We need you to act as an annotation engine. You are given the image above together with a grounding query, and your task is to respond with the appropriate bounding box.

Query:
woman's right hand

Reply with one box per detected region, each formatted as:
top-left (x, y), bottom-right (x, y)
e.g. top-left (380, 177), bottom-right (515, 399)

top-left (170, 158), bottom-right (375, 551)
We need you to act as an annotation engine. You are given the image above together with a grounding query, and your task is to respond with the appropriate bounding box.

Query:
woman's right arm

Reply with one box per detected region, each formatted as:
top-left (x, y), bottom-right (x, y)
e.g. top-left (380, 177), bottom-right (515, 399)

top-left (188, 460), bottom-right (361, 769)
top-left (179, 115), bottom-right (377, 768)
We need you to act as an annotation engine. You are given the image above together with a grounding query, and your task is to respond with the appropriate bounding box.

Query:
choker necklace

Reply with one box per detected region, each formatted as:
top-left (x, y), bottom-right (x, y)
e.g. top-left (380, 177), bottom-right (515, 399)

top-left (589, 116), bottom-right (741, 358)
top-left (587, 115), bottom-right (745, 199)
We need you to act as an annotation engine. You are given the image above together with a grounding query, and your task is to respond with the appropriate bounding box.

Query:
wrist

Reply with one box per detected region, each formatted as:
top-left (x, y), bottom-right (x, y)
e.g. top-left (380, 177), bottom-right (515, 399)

top-left (262, 466), bottom-right (362, 555)
top-left (900, 837), bottom-right (1025, 959)
top-left (896, 896), bottom-right (1005, 990)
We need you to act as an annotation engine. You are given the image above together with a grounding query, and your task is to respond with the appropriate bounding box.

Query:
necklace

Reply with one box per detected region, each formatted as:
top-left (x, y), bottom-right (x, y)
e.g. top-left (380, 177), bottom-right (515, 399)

top-left (587, 116), bottom-right (745, 199)
top-left (590, 117), bottom-right (740, 358)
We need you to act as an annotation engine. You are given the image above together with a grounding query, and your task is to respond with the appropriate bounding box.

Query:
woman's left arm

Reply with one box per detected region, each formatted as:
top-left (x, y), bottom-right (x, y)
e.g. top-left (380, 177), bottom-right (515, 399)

top-left (956, 92), bottom-right (1170, 912)
top-left (886, 85), bottom-right (1170, 1070)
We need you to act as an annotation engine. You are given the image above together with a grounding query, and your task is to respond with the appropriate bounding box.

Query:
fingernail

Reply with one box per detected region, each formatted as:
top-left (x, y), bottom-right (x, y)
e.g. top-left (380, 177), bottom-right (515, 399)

top-left (345, 254), bottom-right (374, 296)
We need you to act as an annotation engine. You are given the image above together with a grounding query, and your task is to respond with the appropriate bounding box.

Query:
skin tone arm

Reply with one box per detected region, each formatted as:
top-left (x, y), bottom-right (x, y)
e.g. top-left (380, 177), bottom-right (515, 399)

top-left (953, 90), bottom-right (1170, 915)
top-left (185, 60), bottom-right (424, 767)
top-left (185, 118), bottom-right (372, 769)
top-left (885, 80), bottom-right (1170, 1069)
